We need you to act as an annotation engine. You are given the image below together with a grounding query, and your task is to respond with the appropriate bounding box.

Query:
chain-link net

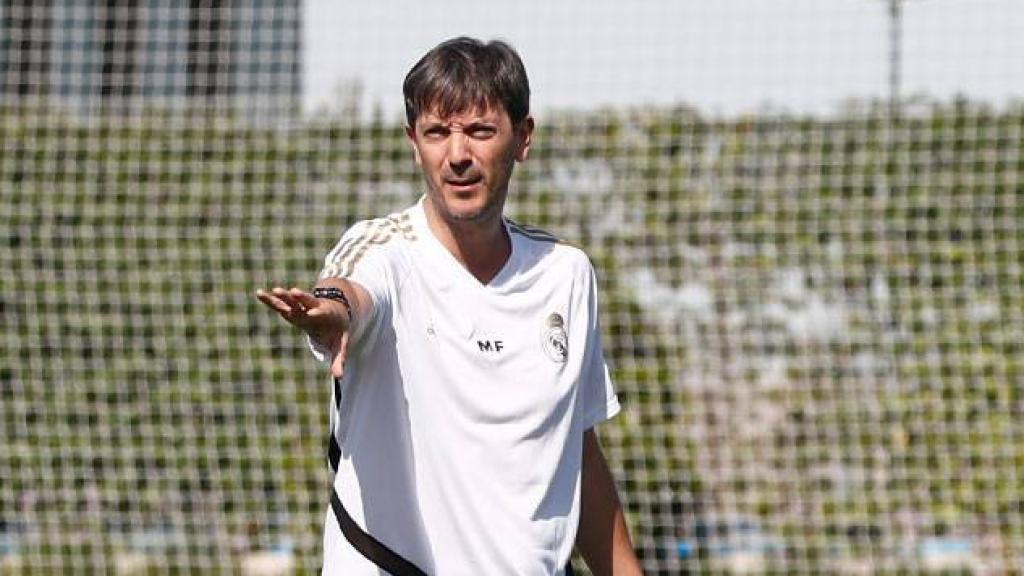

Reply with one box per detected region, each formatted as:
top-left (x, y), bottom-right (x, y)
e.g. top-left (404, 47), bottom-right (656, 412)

top-left (2, 1), bottom-right (1022, 574)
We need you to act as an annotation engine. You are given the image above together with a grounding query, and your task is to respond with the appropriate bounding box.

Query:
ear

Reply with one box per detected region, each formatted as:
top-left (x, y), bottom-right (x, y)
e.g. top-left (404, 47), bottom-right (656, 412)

top-left (405, 124), bottom-right (423, 166)
top-left (514, 116), bottom-right (534, 163)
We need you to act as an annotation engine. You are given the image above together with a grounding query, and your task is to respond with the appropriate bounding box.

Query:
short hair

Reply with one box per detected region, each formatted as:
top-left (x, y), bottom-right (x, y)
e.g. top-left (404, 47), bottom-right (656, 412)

top-left (403, 37), bottom-right (530, 127)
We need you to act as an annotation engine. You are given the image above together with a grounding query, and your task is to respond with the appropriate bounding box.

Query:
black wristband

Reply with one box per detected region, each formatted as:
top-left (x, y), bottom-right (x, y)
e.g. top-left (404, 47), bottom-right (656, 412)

top-left (312, 286), bottom-right (353, 322)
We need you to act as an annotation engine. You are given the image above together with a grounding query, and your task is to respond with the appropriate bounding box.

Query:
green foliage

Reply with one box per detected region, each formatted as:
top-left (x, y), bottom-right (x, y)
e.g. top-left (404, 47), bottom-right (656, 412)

top-left (2, 100), bottom-right (1022, 572)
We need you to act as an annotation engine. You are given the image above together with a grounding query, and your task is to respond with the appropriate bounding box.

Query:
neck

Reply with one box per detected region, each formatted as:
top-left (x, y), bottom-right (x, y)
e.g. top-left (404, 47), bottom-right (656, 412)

top-left (424, 199), bottom-right (511, 284)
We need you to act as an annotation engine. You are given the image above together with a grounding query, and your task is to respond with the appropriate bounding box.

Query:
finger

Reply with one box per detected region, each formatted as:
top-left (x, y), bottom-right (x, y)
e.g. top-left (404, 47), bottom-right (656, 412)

top-left (262, 288), bottom-right (315, 326)
top-left (256, 289), bottom-right (293, 315)
top-left (330, 353), bottom-right (344, 379)
top-left (290, 287), bottom-right (320, 311)
top-left (272, 287), bottom-right (313, 316)
top-left (271, 286), bottom-right (298, 308)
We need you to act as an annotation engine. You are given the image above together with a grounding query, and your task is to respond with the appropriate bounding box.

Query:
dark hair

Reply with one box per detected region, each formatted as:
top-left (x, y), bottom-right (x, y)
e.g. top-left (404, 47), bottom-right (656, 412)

top-left (403, 37), bottom-right (530, 127)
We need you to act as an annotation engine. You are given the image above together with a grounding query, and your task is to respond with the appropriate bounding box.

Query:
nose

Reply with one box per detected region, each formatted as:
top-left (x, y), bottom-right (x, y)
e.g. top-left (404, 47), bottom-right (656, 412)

top-left (447, 132), bottom-right (472, 173)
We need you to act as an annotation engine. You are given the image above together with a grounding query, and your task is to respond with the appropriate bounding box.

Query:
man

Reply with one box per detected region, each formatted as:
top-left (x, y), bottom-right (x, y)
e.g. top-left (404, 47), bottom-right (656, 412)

top-left (256, 37), bottom-right (642, 576)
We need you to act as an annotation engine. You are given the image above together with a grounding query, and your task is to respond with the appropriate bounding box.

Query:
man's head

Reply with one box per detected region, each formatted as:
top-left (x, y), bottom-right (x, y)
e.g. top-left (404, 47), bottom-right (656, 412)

top-left (403, 37), bottom-right (530, 129)
top-left (403, 37), bottom-right (534, 226)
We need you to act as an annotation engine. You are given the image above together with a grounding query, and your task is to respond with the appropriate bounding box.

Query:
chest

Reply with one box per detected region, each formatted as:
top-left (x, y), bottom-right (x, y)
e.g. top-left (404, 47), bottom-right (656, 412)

top-left (413, 278), bottom-right (572, 363)
top-left (373, 247), bottom-right (594, 437)
top-left (391, 268), bottom-right (582, 405)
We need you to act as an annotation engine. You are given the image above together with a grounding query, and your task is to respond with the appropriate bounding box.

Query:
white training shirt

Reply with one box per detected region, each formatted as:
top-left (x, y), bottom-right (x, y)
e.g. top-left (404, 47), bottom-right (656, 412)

top-left (311, 197), bottom-right (620, 575)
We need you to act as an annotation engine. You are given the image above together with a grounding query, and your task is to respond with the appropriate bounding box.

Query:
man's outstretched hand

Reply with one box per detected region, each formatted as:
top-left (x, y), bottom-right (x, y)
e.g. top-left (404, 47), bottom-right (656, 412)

top-left (255, 286), bottom-right (351, 378)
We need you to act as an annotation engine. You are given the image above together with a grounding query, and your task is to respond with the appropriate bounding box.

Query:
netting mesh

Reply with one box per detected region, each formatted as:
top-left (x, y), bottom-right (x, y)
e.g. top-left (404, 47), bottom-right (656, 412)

top-left (2, 1), bottom-right (1023, 574)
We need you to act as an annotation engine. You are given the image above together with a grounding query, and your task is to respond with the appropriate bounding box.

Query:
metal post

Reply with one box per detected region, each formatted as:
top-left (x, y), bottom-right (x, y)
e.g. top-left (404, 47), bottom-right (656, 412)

top-left (889, 0), bottom-right (902, 119)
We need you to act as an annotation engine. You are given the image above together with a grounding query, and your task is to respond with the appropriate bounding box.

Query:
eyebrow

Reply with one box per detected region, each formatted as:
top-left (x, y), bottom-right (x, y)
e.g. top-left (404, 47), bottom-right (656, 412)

top-left (420, 118), bottom-right (498, 130)
top-left (421, 109), bottom-right (500, 123)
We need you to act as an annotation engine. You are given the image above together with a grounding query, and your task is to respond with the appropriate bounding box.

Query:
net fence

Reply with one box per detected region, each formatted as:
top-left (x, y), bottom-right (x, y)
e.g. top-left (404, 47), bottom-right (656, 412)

top-left (2, 1), bottom-right (1023, 574)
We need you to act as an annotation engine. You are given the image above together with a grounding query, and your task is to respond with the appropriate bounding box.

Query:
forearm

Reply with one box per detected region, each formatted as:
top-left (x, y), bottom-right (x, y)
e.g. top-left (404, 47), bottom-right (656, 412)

top-left (578, 430), bottom-right (643, 576)
top-left (310, 277), bottom-right (356, 342)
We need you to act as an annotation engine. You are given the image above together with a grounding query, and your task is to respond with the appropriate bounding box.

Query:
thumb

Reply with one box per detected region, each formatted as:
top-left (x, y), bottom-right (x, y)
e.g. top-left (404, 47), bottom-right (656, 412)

top-left (330, 330), bottom-right (351, 379)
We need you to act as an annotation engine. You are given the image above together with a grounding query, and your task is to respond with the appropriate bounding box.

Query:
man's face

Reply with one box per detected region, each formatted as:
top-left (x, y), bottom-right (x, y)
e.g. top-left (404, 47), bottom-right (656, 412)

top-left (407, 104), bottom-right (533, 225)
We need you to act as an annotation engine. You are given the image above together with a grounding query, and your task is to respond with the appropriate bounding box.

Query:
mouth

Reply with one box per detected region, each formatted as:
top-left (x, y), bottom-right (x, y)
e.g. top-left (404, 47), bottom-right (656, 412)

top-left (444, 175), bottom-right (483, 192)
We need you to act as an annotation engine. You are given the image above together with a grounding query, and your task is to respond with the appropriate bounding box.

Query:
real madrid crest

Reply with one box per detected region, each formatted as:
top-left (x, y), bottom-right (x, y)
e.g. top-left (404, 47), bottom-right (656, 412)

top-left (542, 312), bottom-right (569, 363)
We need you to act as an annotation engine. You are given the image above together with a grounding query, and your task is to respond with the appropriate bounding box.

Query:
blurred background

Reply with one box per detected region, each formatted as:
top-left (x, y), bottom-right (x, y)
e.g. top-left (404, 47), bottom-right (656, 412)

top-left (1, 0), bottom-right (1022, 573)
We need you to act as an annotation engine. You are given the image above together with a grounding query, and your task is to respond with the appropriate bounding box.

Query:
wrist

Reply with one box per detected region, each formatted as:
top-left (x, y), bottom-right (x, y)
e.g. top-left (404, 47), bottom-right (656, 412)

top-left (313, 286), bottom-right (353, 322)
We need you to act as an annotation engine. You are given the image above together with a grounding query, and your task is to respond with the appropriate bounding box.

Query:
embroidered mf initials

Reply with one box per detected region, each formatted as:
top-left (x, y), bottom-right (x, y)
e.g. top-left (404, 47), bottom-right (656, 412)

top-left (477, 340), bottom-right (504, 353)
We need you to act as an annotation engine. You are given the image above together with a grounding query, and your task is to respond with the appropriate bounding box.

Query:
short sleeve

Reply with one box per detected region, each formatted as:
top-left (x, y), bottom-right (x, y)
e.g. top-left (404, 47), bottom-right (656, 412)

top-left (307, 219), bottom-right (395, 361)
top-left (578, 261), bottom-right (620, 430)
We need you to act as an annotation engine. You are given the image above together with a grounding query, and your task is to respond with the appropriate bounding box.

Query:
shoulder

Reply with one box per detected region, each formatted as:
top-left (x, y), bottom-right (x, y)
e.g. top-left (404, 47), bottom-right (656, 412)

top-left (506, 218), bottom-right (561, 245)
top-left (506, 218), bottom-right (595, 278)
top-left (343, 207), bottom-right (417, 244)
top-left (322, 208), bottom-right (418, 278)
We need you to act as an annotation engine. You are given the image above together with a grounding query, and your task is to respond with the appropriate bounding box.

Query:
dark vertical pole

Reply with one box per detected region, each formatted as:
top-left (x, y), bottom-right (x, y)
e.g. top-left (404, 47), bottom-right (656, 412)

top-left (99, 0), bottom-right (140, 99)
top-left (889, 0), bottom-right (902, 120)
top-left (187, 0), bottom-right (234, 100)
top-left (0, 0), bottom-right (54, 98)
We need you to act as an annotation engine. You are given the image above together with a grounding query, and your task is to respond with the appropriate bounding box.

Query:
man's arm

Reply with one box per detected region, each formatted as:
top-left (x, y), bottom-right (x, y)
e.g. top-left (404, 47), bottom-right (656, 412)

top-left (577, 428), bottom-right (644, 576)
top-left (255, 277), bottom-right (372, 378)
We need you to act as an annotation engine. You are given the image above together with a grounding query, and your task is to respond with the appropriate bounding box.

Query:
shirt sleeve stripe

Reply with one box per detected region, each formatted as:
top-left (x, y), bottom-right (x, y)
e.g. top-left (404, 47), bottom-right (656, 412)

top-left (322, 219), bottom-right (388, 278)
top-left (507, 220), bottom-right (561, 243)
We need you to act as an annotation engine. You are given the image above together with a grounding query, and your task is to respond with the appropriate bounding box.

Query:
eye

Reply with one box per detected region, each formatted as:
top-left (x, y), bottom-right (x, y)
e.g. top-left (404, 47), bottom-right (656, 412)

top-left (422, 126), bottom-right (448, 140)
top-left (467, 124), bottom-right (497, 139)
